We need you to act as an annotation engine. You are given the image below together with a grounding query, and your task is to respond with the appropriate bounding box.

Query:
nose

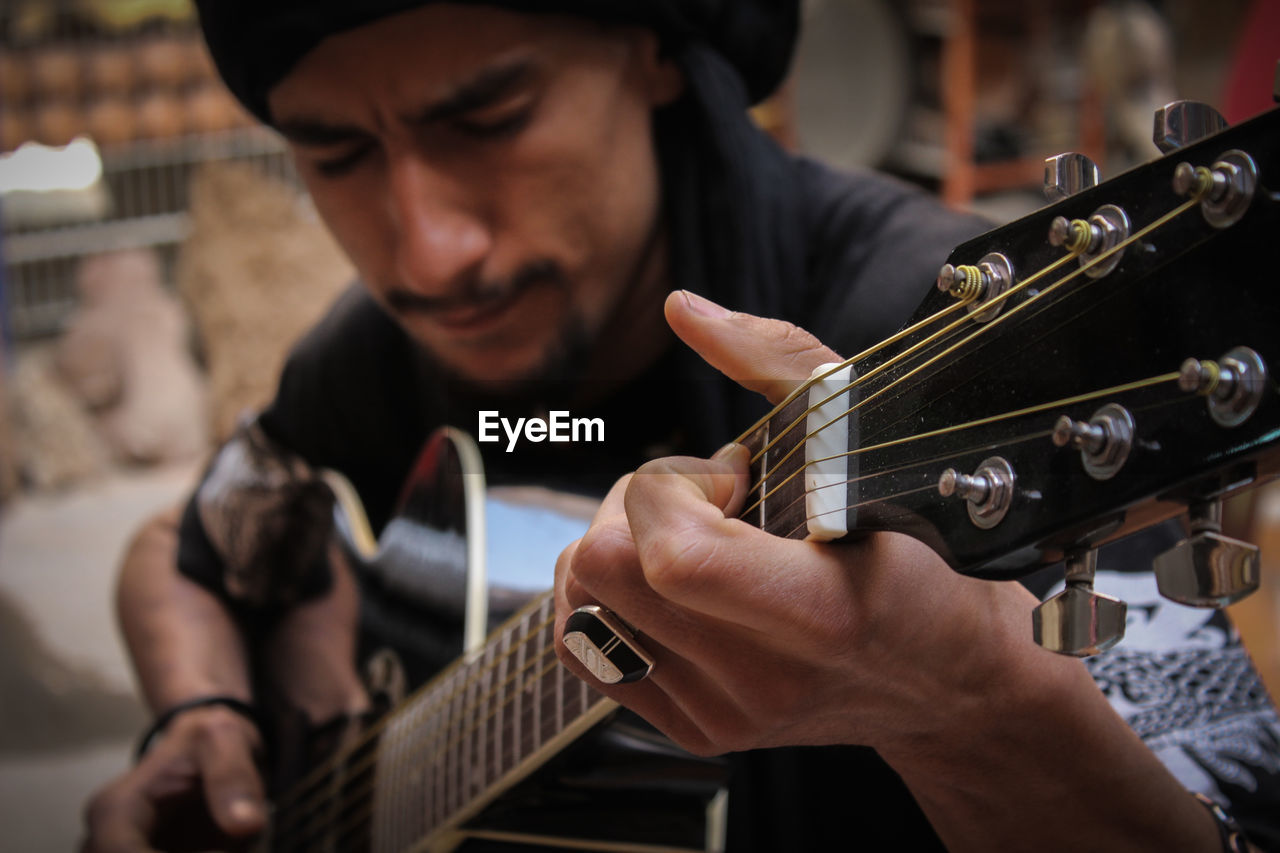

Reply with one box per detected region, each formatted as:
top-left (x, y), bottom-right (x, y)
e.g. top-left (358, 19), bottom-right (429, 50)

top-left (387, 154), bottom-right (491, 297)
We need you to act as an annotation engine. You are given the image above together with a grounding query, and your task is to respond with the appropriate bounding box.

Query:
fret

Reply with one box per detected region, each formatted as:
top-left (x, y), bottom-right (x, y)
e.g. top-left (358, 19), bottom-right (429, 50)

top-left (327, 746), bottom-right (344, 853)
top-left (495, 623), bottom-right (510, 780)
top-left (408, 687), bottom-right (424, 847)
top-left (555, 625), bottom-right (565, 737)
top-left (744, 394), bottom-right (814, 539)
top-left (433, 671), bottom-right (452, 828)
top-left (337, 732), bottom-right (376, 853)
top-left (368, 591), bottom-right (621, 851)
top-left (531, 599), bottom-right (546, 755)
top-left (515, 607), bottom-right (529, 767)
top-left (454, 662), bottom-right (468, 810)
top-left (461, 655), bottom-right (475, 804)
top-left (476, 638), bottom-right (493, 797)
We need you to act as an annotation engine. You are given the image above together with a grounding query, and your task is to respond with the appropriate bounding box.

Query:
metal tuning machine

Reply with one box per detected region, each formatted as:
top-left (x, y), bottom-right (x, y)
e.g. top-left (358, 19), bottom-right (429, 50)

top-left (1047, 204), bottom-right (1130, 278)
top-left (1044, 152), bottom-right (1099, 201)
top-left (1179, 346), bottom-right (1268, 428)
top-left (1153, 100), bottom-right (1227, 153)
top-left (938, 457), bottom-right (1015, 529)
top-left (1153, 100), bottom-right (1255, 228)
top-left (1171, 151), bottom-right (1258, 229)
top-left (1033, 549), bottom-right (1127, 657)
top-left (935, 254), bottom-right (1014, 322)
top-left (1051, 403), bottom-right (1135, 480)
top-left (1154, 500), bottom-right (1259, 608)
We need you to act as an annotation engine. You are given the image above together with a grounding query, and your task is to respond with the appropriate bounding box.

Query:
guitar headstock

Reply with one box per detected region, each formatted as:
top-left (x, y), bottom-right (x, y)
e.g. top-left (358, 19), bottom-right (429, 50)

top-left (745, 101), bottom-right (1279, 655)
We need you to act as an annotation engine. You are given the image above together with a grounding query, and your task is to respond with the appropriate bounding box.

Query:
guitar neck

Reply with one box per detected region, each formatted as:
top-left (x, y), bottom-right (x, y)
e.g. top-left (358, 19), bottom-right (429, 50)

top-left (263, 591), bottom-right (616, 852)
top-left (738, 106), bottom-right (1280, 580)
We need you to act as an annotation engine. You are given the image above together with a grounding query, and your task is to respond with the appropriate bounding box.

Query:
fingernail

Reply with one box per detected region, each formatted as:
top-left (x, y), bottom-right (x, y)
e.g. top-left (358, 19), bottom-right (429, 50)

top-left (681, 290), bottom-right (731, 318)
top-left (711, 442), bottom-right (747, 462)
top-left (227, 797), bottom-right (263, 826)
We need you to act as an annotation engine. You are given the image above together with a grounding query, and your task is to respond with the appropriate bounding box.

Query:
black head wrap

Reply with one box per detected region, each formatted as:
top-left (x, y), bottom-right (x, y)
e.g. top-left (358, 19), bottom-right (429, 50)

top-left (195, 0), bottom-right (800, 124)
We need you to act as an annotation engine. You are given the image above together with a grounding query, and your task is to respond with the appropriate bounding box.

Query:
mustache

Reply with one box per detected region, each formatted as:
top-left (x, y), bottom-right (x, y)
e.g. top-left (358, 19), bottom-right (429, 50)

top-left (384, 260), bottom-right (566, 315)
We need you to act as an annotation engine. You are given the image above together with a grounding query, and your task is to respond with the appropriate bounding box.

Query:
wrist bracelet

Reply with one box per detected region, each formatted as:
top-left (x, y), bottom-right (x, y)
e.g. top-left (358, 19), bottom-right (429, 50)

top-left (1193, 792), bottom-right (1250, 853)
top-left (135, 695), bottom-right (262, 761)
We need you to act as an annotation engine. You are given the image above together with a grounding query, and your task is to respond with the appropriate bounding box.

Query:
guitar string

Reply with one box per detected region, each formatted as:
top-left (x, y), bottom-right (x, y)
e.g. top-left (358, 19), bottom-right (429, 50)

top-left (271, 601), bottom-right (557, 817)
top-left (755, 370), bottom-right (1182, 536)
top-left (289, 367), bottom-right (1194, 848)
top-left (272, 605), bottom-right (605, 846)
top-left (339, 656), bottom-right (580, 853)
top-left (757, 176), bottom-right (1221, 469)
top-left (739, 252), bottom-right (1084, 512)
top-left (738, 250), bottom-right (1077, 471)
top-left (778, 393), bottom-right (1193, 541)
top-left (277, 368), bottom-right (1182, 845)
top-left (264, 304), bottom-right (1007, 828)
top-left (284, 376), bottom-right (1180, 848)
top-left (770, 426), bottom-right (1060, 541)
top-left (270, 193), bottom-right (1208, 844)
top-left (273, 645), bottom-right (577, 852)
top-left (271, 609), bottom-right (559, 829)
top-left (726, 292), bottom-right (985, 458)
top-left (739, 207), bottom-right (1191, 520)
top-left (271, 642), bottom-right (563, 848)
top-left (270, 257), bottom-right (1160, 845)
top-left (737, 196), bottom-right (1202, 521)
top-left (738, 193), bottom-right (1203, 506)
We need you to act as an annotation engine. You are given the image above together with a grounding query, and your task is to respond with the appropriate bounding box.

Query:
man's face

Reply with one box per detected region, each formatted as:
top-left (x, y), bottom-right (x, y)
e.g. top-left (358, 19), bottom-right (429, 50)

top-left (269, 4), bottom-right (682, 388)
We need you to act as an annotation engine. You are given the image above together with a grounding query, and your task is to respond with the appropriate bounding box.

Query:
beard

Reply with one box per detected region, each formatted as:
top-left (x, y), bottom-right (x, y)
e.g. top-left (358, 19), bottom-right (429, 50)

top-left (387, 259), bottom-right (601, 407)
top-left (428, 312), bottom-right (597, 408)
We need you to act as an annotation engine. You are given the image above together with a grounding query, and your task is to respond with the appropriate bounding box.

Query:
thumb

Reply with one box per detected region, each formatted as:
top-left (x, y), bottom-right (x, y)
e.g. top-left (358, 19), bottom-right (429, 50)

top-left (664, 291), bottom-right (843, 404)
top-left (195, 719), bottom-right (266, 837)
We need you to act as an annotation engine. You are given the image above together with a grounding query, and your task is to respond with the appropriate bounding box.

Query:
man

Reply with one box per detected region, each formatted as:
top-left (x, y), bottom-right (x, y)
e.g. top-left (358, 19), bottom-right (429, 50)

top-left (83, 2), bottom-right (1279, 851)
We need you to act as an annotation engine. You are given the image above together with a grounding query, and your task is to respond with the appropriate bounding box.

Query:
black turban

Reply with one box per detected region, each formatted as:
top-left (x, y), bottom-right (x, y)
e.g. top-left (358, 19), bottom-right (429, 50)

top-left (195, 0), bottom-right (800, 124)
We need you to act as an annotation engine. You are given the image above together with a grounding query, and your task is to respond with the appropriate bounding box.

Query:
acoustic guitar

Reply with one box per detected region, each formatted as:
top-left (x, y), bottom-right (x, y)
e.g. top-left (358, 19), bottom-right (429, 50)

top-left (255, 100), bottom-right (1279, 851)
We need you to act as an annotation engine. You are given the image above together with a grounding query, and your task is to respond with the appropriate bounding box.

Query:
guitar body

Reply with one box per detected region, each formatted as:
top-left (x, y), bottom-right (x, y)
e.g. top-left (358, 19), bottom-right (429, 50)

top-left (265, 428), bottom-right (729, 853)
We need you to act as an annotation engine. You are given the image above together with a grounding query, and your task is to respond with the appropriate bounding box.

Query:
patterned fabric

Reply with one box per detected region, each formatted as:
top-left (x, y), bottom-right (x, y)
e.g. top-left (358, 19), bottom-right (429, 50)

top-left (1073, 570), bottom-right (1280, 847)
top-left (195, 418), bottom-right (335, 609)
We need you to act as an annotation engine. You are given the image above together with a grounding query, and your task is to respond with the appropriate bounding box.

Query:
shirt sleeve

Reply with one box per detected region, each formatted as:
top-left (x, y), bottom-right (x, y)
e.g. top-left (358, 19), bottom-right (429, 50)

top-left (174, 286), bottom-right (373, 611)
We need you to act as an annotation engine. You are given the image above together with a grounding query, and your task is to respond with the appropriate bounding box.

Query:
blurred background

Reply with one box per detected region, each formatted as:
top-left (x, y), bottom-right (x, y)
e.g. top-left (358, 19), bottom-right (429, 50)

top-left (0, 0), bottom-right (1277, 849)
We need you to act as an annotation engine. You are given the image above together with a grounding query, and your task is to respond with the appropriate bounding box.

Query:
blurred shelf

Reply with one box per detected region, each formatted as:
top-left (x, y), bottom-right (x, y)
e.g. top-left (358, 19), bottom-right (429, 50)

top-left (891, 0), bottom-right (1105, 207)
top-left (2, 126), bottom-right (295, 340)
top-left (4, 212), bottom-right (187, 264)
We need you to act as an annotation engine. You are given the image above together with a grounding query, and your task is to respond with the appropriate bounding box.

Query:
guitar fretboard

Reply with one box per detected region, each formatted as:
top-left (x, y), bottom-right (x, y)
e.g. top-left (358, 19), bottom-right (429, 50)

top-left (370, 591), bottom-right (615, 850)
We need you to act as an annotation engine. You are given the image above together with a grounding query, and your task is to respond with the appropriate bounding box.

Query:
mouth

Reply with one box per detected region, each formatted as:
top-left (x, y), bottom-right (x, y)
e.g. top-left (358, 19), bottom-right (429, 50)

top-left (389, 276), bottom-right (541, 338)
top-left (387, 261), bottom-right (565, 339)
top-left (427, 288), bottom-right (525, 334)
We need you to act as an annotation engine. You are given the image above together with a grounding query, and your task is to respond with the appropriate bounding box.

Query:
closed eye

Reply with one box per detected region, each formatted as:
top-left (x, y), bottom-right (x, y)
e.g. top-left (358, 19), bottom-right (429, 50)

top-left (453, 103), bottom-right (535, 139)
top-left (313, 143), bottom-right (374, 177)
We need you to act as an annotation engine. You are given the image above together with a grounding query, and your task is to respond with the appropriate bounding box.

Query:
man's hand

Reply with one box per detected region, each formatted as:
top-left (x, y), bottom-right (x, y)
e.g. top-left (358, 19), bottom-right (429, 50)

top-left (552, 291), bottom-right (1229, 852)
top-left (553, 290), bottom-right (1036, 757)
top-left (82, 705), bottom-right (265, 853)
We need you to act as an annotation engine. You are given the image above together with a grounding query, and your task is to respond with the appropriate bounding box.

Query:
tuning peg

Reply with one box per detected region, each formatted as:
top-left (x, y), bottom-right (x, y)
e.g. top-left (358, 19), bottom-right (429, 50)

top-left (1044, 152), bottom-right (1100, 201)
top-left (938, 456), bottom-right (1015, 528)
top-left (1153, 101), bottom-right (1227, 153)
top-left (1051, 403), bottom-right (1134, 480)
top-left (935, 254), bottom-right (1013, 322)
top-left (1179, 346), bottom-right (1267, 427)
top-left (1154, 500), bottom-right (1260, 607)
top-left (1033, 549), bottom-right (1127, 657)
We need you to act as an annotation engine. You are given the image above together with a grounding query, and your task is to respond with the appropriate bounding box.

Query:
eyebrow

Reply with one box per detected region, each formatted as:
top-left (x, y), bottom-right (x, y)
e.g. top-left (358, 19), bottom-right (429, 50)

top-left (408, 56), bottom-right (536, 125)
top-left (275, 55), bottom-right (537, 147)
